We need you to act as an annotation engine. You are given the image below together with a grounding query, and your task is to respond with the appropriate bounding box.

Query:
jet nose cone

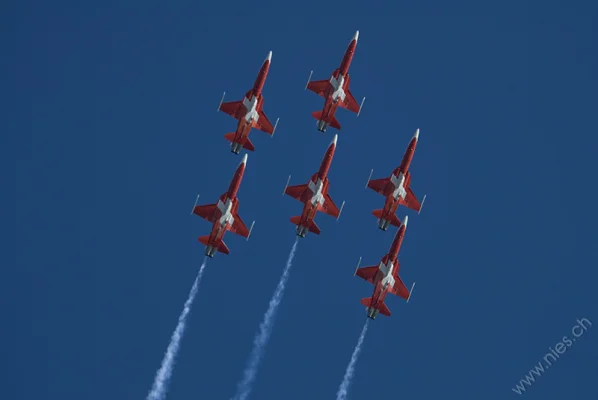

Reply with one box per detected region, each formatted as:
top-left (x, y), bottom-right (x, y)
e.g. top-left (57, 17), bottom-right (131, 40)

top-left (403, 215), bottom-right (409, 228)
top-left (241, 153), bottom-right (248, 165)
top-left (353, 30), bottom-right (359, 42)
top-left (413, 128), bottom-right (420, 140)
top-left (266, 50), bottom-right (272, 62)
top-left (331, 134), bottom-right (338, 146)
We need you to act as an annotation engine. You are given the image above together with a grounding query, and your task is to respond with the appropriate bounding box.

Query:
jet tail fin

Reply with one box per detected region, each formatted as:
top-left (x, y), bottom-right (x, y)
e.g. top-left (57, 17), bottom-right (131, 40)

top-left (372, 209), bottom-right (401, 228)
top-left (311, 111), bottom-right (341, 130)
top-left (378, 302), bottom-right (391, 316)
top-left (290, 216), bottom-right (321, 234)
top-left (198, 235), bottom-right (210, 246)
top-left (329, 115), bottom-right (341, 130)
top-left (224, 133), bottom-right (255, 151)
top-left (360, 297), bottom-right (391, 316)
top-left (307, 219), bottom-right (320, 234)
top-left (198, 235), bottom-right (230, 255)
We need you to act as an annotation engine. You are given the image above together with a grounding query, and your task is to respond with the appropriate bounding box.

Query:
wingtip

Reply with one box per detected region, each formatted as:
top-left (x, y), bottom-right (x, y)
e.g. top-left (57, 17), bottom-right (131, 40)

top-left (266, 50), bottom-right (272, 62)
top-left (241, 153), bottom-right (248, 165)
top-left (414, 128), bottom-right (420, 140)
top-left (354, 30), bottom-right (359, 42)
top-left (403, 215), bottom-right (409, 228)
top-left (331, 134), bottom-right (338, 146)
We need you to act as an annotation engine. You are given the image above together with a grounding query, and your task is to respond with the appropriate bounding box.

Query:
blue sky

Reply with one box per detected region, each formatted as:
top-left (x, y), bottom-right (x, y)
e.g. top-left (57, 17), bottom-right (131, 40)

top-left (2, 1), bottom-right (598, 399)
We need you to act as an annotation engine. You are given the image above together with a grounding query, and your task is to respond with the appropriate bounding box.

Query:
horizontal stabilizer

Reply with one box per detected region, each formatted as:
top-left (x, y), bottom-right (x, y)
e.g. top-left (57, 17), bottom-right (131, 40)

top-left (330, 115), bottom-right (341, 130)
top-left (378, 302), bottom-right (391, 316)
top-left (224, 133), bottom-right (255, 151)
top-left (360, 297), bottom-right (391, 316)
top-left (198, 235), bottom-right (230, 255)
top-left (290, 216), bottom-right (320, 235)
top-left (372, 209), bottom-right (401, 228)
top-left (308, 219), bottom-right (321, 234)
top-left (311, 111), bottom-right (341, 130)
top-left (217, 239), bottom-right (230, 254)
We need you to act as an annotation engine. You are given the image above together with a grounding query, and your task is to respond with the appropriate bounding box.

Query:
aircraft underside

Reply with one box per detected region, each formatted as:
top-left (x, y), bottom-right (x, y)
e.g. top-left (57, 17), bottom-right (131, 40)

top-left (378, 218), bottom-right (391, 231)
top-left (205, 244), bottom-right (217, 258)
top-left (296, 225), bottom-right (308, 238)
top-left (366, 307), bottom-right (380, 319)
top-left (316, 119), bottom-right (330, 132)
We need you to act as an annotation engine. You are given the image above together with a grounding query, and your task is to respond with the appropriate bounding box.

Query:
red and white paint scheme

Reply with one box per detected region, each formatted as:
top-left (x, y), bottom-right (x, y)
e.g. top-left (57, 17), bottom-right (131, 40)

top-left (354, 216), bottom-right (415, 320)
top-left (218, 51), bottom-right (279, 154)
top-left (192, 154), bottom-right (255, 257)
top-left (283, 134), bottom-right (345, 238)
top-left (366, 129), bottom-right (426, 231)
top-left (305, 31), bottom-right (365, 132)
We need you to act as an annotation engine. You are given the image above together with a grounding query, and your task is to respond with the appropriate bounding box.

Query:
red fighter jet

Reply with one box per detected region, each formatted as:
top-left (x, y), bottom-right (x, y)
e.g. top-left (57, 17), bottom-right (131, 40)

top-left (218, 51), bottom-right (279, 154)
top-left (283, 134), bottom-right (345, 238)
top-left (305, 31), bottom-right (365, 132)
top-left (191, 154), bottom-right (255, 257)
top-left (354, 216), bottom-right (415, 320)
top-left (366, 129), bottom-right (426, 231)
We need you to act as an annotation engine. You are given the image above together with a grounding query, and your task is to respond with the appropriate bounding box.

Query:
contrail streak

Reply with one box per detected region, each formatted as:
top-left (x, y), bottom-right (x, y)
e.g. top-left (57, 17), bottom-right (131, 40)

top-left (231, 238), bottom-right (299, 400)
top-left (336, 319), bottom-right (370, 400)
top-left (146, 258), bottom-right (208, 400)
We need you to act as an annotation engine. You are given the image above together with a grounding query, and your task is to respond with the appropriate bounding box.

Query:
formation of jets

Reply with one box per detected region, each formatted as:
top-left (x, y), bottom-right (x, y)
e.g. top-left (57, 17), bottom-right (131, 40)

top-left (193, 31), bottom-right (425, 319)
top-left (358, 131), bottom-right (425, 319)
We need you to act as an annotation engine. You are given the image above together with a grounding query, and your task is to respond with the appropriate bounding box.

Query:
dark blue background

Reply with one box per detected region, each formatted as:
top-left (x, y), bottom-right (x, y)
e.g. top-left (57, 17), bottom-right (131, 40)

top-left (3, 1), bottom-right (597, 399)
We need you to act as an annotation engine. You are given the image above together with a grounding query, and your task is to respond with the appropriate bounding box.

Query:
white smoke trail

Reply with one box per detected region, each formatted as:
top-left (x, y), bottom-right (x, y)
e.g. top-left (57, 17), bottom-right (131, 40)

top-left (231, 238), bottom-right (299, 400)
top-left (336, 319), bottom-right (370, 400)
top-left (146, 258), bottom-right (208, 400)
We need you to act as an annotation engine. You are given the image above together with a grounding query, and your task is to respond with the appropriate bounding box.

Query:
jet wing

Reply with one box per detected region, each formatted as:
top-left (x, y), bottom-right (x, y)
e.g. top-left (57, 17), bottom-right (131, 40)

top-left (367, 177), bottom-right (390, 196)
top-left (219, 100), bottom-right (243, 118)
top-left (389, 273), bottom-right (410, 300)
top-left (230, 210), bottom-right (250, 238)
top-left (307, 79), bottom-right (330, 98)
top-left (285, 184), bottom-right (309, 202)
top-left (193, 204), bottom-right (218, 222)
top-left (255, 108), bottom-right (274, 134)
top-left (355, 266), bottom-right (378, 284)
top-left (319, 193), bottom-right (340, 218)
top-left (339, 88), bottom-right (360, 113)
top-left (399, 187), bottom-right (422, 212)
